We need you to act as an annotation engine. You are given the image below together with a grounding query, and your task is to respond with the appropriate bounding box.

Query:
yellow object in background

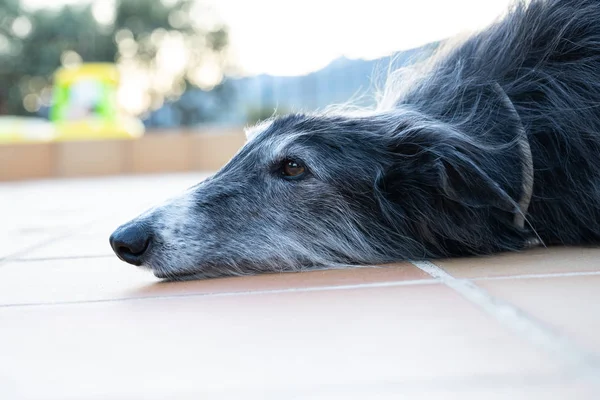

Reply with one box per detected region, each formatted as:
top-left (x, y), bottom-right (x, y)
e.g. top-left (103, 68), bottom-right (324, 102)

top-left (0, 63), bottom-right (145, 144)
top-left (50, 63), bottom-right (145, 141)
top-left (0, 117), bottom-right (56, 144)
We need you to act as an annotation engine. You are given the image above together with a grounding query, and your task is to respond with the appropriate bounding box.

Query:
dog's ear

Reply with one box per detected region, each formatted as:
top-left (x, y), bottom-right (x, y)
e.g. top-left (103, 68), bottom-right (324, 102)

top-left (381, 126), bottom-right (518, 212)
top-left (435, 148), bottom-right (516, 211)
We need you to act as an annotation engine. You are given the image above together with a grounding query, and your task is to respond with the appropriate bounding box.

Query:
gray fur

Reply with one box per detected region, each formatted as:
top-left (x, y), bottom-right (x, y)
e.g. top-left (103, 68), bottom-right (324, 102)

top-left (112, 0), bottom-right (600, 280)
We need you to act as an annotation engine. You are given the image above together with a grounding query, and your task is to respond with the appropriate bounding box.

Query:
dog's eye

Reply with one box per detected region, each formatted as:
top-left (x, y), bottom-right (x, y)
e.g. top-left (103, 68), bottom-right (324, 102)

top-left (282, 159), bottom-right (306, 178)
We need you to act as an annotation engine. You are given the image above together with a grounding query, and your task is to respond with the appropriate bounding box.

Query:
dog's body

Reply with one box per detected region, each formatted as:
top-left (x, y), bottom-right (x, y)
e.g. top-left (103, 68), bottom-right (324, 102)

top-left (111, 0), bottom-right (600, 279)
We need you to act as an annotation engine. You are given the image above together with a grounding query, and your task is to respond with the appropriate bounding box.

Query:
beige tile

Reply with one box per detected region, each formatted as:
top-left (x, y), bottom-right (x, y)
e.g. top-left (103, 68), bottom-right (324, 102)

top-left (3, 176), bottom-right (215, 261)
top-left (55, 140), bottom-right (129, 177)
top-left (16, 233), bottom-right (115, 259)
top-left (0, 179), bottom-right (104, 220)
top-left (0, 284), bottom-right (561, 400)
top-left (1, 130), bottom-right (246, 181)
top-left (0, 143), bottom-right (55, 181)
top-left (0, 172), bottom-right (210, 253)
top-left (2, 210), bottom-right (93, 236)
top-left (436, 247), bottom-right (600, 278)
top-left (0, 258), bottom-right (430, 305)
top-left (2, 213), bottom-right (152, 261)
top-left (0, 230), bottom-right (62, 260)
top-left (0, 203), bottom-right (155, 261)
top-left (188, 130), bottom-right (246, 171)
top-left (134, 262), bottom-right (432, 298)
top-left (479, 275), bottom-right (600, 354)
top-left (130, 133), bottom-right (191, 173)
top-left (0, 258), bottom-right (157, 305)
top-left (4, 174), bottom-right (599, 400)
top-left (4, 377), bottom-right (596, 400)
top-left (0, 198), bottom-right (100, 240)
top-left (16, 216), bottom-right (136, 260)
top-left (223, 379), bottom-right (598, 400)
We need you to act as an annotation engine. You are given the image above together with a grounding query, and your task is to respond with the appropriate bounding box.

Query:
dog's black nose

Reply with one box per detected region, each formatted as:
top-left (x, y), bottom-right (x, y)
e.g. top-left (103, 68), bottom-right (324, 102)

top-left (109, 223), bottom-right (152, 266)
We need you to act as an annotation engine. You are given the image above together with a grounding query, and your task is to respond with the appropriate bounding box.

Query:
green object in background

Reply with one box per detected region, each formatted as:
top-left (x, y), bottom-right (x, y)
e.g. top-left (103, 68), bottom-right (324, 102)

top-left (0, 63), bottom-right (143, 144)
top-left (49, 63), bottom-right (144, 141)
top-left (50, 63), bottom-right (119, 123)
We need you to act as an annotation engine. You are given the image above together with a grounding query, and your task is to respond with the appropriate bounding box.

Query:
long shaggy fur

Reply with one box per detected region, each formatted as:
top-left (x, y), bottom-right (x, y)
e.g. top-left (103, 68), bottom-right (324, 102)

top-left (111, 0), bottom-right (600, 280)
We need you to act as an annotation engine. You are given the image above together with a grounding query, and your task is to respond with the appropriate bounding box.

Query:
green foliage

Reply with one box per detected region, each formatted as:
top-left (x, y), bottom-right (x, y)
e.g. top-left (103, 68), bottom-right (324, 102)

top-left (0, 0), bottom-right (230, 116)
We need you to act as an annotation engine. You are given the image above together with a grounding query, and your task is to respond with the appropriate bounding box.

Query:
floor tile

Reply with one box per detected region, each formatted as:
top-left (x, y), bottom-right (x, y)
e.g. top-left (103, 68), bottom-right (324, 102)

top-left (16, 232), bottom-right (116, 259)
top-left (3, 173), bottom-right (599, 400)
top-left (0, 258), bottom-right (158, 306)
top-left (5, 378), bottom-right (595, 400)
top-left (129, 262), bottom-right (431, 300)
top-left (0, 172), bottom-right (209, 221)
top-left (1, 211), bottom-right (88, 236)
top-left (0, 284), bottom-right (562, 400)
top-left (0, 231), bottom-right (64, 260)
top-left (17, 211), bottom-right (181, 260)
top-left (214, 378), bottom-right (598, 400)
top-left (0, 172), bottom-right (210, 260)
top-left (479, 275), bottom-right (600, 354)
top-left (0, 258), bottom-right (430, 306)
top-left (436, 247), bottom-right (600, 278)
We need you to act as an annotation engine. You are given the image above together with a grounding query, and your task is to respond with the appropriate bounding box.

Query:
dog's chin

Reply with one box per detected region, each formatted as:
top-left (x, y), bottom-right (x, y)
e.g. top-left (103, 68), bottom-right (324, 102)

top-left (152, 269), bottom-right (206, 281)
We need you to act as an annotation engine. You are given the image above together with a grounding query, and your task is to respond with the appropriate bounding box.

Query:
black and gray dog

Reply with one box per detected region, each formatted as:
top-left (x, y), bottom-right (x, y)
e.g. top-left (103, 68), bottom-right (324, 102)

top-left (110, 0), bottom-right (600, 280)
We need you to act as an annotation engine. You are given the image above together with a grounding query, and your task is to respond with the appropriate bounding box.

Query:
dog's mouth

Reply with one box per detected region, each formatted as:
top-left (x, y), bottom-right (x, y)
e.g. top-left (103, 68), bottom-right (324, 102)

top-left (152, 270), bottom-right (203, 281)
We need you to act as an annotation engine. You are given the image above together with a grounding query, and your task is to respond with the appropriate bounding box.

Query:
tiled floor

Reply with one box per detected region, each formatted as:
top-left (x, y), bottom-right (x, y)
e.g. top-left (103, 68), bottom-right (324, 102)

top-left (1, 173), bottom-right (599, 400)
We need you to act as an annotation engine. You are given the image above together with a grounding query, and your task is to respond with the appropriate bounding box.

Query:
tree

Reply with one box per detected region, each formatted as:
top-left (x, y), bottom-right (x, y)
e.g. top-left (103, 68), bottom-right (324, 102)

top-left (0, 0), bottom-right (34, 115)
top-left (0, 0), bottom-right (231, 118)
top-left (112, 0), bottom-right (230, 117)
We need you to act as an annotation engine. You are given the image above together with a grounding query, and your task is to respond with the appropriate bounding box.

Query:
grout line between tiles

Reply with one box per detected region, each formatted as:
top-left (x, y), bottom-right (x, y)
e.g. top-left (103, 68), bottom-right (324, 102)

top-left (0, 278), bottom-right (439, 308)
top-left (0, 202), bottom-right (159, 267)
top-left (5, 253), bottom-right (600, 282)
top-left (173, 371), bottom-right (584, 398)
top-left (471, 270), bottom-right (600, 281)
top-left (411, 260), bottom-right (600, 377)
top-left (0, 230), bottom-right (82, 265)
top-left (10, 254), bottom-right (115, 262)
top-left (0, 175), bottom-right (212, 266)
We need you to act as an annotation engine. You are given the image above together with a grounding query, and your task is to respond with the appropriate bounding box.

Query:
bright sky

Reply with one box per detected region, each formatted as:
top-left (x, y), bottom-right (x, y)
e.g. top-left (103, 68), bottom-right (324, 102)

top-left (23, 0), bottom-right (514, 76)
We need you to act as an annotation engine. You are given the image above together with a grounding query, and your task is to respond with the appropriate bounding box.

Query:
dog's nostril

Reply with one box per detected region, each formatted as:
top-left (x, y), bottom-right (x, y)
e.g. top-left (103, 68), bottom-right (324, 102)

top-left (118, 243), bottom-right (148, 257)
top-left (109, 224), bottom-right (152, 266)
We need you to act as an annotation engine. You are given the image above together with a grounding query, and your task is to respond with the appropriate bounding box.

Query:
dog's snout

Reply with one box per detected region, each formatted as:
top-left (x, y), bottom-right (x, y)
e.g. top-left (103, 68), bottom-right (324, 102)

top-left (109, 223), bottom-right (152, 266)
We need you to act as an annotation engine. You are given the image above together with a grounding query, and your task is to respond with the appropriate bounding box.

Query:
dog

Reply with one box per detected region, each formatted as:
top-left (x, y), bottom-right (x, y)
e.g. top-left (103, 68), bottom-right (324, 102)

top-left (110, 0), bottom-right (600, 280)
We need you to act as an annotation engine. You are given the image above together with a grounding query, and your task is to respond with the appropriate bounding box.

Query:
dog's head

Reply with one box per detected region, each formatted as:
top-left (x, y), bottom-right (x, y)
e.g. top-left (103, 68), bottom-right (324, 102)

top-left (110, 110), bottom-right (524, 280)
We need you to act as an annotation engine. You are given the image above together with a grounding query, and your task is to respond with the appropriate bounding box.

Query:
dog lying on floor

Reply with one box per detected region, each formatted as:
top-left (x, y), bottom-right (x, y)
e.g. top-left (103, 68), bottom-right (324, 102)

top-left (110, 0), bottom-right (600, 280)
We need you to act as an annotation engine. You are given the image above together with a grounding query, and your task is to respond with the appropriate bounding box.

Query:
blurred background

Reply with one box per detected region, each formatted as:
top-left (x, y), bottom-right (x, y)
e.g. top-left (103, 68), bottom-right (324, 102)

top-left (0, 0), bottom-right (515, 179)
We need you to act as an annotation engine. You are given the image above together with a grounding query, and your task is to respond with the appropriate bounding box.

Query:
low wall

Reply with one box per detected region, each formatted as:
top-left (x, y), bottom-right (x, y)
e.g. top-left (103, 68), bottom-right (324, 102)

top-left (0, 128), bottom-right (247, 181)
